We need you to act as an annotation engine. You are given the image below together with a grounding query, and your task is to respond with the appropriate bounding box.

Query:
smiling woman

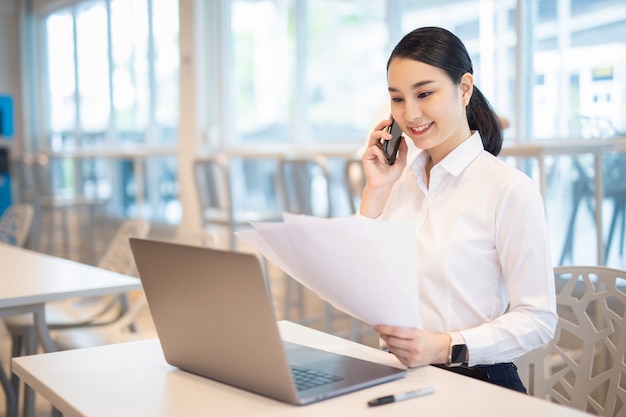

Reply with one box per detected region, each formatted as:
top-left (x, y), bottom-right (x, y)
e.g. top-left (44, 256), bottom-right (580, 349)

top-left (359, 26), bottom-right (557, 394)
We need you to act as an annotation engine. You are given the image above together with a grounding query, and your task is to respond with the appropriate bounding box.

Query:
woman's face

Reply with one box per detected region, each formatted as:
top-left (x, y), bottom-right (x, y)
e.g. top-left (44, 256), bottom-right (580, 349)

top-left (387, 57), bottom-right (473, 164)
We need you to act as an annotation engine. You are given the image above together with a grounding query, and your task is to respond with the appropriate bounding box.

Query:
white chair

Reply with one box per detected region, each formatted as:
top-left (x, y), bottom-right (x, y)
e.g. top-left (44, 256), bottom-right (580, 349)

top-left (53, 230), bottom-right (219, 350)
top-left (5, 219), bottom-right (152, 354)
top-left (516, 266), bottom-right (626, 416)
top-left (0, 203), bottom-right (34, 247)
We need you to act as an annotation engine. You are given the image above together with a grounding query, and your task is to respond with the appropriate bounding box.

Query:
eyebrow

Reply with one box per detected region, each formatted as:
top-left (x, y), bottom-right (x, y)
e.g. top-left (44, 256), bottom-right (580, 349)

top-left (388, 80), bottom-right (435, 92)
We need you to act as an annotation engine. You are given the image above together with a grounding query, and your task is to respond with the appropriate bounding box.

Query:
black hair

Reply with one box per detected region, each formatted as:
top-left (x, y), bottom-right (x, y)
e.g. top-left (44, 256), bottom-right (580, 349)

top-left (387, 27), bottom-right (503, 156)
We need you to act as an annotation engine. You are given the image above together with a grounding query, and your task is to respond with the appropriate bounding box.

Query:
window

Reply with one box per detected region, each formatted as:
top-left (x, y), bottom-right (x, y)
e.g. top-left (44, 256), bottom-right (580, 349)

top-left (31, 0), bottom-right (626, 228)
top-left (229, 0), bottom-right (389, 145)
top-left (400, 0), bottom-right (518, 141)
top-left (532, 0), bottom-right (626, 138)
top-left (36, 0), bottom-right (180, 223)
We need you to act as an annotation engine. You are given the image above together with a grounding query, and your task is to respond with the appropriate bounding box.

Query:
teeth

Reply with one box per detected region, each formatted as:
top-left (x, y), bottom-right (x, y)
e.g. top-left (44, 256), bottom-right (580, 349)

top-left (413, 124), bottom-right (430, 132)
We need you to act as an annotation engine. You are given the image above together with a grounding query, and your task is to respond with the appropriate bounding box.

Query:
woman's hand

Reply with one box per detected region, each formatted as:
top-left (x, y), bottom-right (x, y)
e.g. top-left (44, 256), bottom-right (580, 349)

top-left (359, 119), bottom-right (409, 218)
top-left (375, 324), bottom-right (450, 368)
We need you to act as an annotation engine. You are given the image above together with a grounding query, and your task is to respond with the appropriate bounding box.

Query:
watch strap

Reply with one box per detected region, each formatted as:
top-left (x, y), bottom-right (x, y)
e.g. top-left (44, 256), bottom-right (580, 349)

top-left (447, 332), bottom-right (468, 367)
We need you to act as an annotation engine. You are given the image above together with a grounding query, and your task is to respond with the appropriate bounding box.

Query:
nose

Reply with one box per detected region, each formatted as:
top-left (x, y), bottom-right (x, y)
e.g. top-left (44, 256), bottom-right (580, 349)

top-left (404, 99), bottom-right (422, 121)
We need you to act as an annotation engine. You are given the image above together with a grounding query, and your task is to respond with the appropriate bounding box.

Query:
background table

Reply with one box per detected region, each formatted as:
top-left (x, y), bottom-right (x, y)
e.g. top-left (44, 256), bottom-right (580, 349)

top-left (0, 243), bottom-right (142, 417)
top-left (13, 321), bottom-right (590, 417)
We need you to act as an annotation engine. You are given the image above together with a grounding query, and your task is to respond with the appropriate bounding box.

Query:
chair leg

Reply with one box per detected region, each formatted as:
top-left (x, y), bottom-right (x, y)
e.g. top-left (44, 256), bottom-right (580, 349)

top-left (604, 198), bottom-right (626, 263)
top-left (605, 198), bottom-right (621, 264)
top-left (618, 199), bottom-right (625, 256)
top-left (10, 334), bottom-right (23, 398)
top-left (560, 181), bottom-right (584, 265)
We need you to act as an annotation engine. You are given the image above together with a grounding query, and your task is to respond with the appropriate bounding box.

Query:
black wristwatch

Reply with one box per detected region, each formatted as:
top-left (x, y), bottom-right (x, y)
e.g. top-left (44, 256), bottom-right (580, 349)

top-left (447, 333), bottom-right (468, 367)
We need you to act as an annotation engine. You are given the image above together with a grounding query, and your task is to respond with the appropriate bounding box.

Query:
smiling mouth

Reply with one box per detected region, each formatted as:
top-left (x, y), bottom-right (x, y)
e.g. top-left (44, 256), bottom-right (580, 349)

top-left (410, 123), bottom-right (433, 135)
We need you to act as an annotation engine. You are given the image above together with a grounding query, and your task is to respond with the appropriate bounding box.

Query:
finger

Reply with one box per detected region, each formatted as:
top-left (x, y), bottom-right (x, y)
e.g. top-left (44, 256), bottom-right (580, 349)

top-left (373, 118), bottom-right (393, 132)
top-left (375, 324), bottom-right (415, 339)
top-left (367, 120), bottom-right (393, 147)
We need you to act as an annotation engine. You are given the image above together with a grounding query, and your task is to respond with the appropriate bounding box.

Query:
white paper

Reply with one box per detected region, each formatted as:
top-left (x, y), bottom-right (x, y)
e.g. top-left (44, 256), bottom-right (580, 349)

top-left (236, 214), bottom-right (420, 328)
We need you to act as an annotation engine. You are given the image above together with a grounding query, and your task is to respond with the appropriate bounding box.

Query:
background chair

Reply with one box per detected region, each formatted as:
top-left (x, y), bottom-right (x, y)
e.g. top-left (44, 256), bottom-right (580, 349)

top-left (343, 156), bottom-right (365, 214)
top-left (193, 155), bottom-right (282, 250)
top-left (5, 219), bottom-right (151, 355)
top-left (0, 203), bottom-right (34, 247)
top-left (516, 266), bottom-right (626, 416)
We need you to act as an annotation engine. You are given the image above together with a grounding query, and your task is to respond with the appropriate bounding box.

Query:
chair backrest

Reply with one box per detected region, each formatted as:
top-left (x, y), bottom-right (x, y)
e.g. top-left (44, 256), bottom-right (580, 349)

top-left (516, 266), bottom-right (626, 416)
top-left (98, 219), bottom-right (151, 276)
top-left (0, 204), bottom-right (34, 247)
top-left (278, 156), bottom-right (331, 217)
top-left (193, 156), bottom-right (233, 226)
top-left (344, 157), bottom-right (365, 214)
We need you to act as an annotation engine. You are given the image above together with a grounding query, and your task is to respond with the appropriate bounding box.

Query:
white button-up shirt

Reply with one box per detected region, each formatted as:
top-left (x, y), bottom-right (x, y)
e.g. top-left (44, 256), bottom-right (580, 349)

top-left (374, 131), bottom-right (557, 366)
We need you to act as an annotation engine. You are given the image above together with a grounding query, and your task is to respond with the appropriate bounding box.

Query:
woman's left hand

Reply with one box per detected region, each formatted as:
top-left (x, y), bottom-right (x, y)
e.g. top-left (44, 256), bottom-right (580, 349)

top-left (375, 324), bottom-right (451, 368)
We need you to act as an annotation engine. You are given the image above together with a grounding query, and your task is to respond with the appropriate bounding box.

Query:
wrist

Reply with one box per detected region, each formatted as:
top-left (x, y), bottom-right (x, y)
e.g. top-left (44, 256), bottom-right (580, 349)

top-left (446, 332), bottom-right (468, 366)
top-left (360, 186), bottom-right (392, 218)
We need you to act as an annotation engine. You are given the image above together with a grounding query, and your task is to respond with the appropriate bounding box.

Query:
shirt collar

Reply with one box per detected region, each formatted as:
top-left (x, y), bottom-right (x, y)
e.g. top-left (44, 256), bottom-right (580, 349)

top-left (411, 131), bottom-right (484, 177)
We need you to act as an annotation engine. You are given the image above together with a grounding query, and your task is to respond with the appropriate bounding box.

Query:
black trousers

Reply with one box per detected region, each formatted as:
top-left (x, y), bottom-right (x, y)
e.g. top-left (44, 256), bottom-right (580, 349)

top-left (433, 362), bottom-right (527, 393)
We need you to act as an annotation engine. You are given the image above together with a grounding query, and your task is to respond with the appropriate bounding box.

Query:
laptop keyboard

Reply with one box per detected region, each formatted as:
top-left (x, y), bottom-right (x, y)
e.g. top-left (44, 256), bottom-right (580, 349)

top-left (290, 365), bottom-right (343, 391)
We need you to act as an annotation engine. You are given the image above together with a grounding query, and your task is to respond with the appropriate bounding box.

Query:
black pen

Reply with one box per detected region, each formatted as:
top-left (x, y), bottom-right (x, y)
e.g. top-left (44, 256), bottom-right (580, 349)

top-left (367, 386), bottom-right (435, 407)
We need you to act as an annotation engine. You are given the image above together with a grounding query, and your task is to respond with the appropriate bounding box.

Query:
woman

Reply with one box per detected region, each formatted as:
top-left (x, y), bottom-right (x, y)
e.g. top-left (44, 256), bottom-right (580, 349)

top-left (360, 27), bottom-right (557, 392)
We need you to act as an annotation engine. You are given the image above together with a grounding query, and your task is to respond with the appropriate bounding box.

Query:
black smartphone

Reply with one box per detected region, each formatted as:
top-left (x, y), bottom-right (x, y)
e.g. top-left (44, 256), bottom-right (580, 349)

top-left (383, 118), bottom-right (403, 165)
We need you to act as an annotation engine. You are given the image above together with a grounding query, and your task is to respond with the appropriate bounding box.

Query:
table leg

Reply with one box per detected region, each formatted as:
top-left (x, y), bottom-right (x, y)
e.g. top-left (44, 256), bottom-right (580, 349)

top-left (594, 153), bottom-right (605, 265)
top-left (0, 361), bottom-right (18, 417)
top-left (33, 306), bottom-right (57, 353)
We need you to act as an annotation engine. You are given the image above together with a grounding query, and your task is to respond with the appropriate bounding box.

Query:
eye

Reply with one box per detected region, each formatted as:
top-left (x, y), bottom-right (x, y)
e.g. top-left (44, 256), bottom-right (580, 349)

top-left (390, 96), bottom-right (404, 103)
top-left (417, 91), bottom-right (432, 99)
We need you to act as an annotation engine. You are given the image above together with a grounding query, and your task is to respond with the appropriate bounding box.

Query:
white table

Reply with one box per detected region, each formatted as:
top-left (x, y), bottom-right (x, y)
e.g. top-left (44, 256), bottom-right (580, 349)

top-left (0, 243), bottom-right (142, 417)
top-left (13, 321), bottom-right (590, 417)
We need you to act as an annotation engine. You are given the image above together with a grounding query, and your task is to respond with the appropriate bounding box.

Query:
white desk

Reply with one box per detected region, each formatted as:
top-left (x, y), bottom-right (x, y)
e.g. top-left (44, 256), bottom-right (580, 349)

top-left (13, 321), bottom-right (589, 417)
top-left (0, 243), bottom-right (142, 417)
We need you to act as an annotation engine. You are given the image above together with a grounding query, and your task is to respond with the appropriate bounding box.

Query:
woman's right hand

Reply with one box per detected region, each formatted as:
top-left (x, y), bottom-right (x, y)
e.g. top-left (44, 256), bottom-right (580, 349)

top-left (359, 119), bottom-right (408, 218)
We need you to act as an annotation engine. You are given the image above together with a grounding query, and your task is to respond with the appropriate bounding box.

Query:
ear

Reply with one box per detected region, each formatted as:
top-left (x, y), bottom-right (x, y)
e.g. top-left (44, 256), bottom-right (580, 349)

top-left (459, 73), bottom-right (474, 106)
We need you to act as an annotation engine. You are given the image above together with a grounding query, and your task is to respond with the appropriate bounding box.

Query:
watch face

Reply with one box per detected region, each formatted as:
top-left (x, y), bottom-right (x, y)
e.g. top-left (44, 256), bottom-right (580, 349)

top-left (451, 344), bottom-right (468, 364)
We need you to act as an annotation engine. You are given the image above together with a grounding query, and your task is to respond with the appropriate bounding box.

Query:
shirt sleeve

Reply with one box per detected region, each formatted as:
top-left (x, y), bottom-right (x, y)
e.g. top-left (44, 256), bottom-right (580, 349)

top-left (460, 179), bottom-right (558, 366)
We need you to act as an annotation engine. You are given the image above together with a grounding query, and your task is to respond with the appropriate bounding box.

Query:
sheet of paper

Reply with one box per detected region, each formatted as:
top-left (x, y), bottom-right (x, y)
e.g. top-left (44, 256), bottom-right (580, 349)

top-left (236, 214), bottom-right (420, 328)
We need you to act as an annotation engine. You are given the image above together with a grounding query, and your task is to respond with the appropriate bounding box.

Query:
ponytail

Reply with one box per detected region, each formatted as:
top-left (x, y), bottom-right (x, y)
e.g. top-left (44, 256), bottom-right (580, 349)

top-left (467, 86), bottom-right (503, 156)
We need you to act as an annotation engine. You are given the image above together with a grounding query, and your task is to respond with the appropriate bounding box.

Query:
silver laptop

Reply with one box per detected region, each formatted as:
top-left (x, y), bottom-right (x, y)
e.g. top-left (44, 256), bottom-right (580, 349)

top-left (129, 238), bottom-right (406, 405)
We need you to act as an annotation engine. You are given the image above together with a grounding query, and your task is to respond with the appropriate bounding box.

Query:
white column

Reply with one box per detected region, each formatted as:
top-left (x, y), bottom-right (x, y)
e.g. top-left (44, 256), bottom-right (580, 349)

top-left (177, 0), bottom-right (201, 231)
